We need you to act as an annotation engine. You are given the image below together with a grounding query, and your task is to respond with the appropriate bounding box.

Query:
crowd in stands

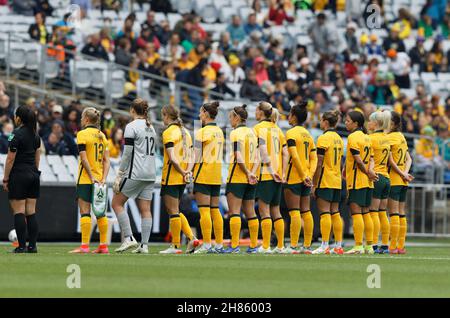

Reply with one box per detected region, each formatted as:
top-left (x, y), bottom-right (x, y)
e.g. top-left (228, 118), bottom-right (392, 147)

top-left (1, 0), bottom-right (450, 179)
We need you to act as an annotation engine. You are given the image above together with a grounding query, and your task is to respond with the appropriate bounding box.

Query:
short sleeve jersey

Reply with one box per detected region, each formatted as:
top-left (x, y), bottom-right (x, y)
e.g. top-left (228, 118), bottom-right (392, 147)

top-left (285, 126), bottom-right (316, 184)
top-left (370, 131), bottom-right (391, 178)
top-left (316, 129), bottom-right (344, 189)
top-left (227, 125), bottom-right (258, 184)
top-left (388, 132), bottom-right (409, 186)
top-left (345, 129), bottom-right (373, 190)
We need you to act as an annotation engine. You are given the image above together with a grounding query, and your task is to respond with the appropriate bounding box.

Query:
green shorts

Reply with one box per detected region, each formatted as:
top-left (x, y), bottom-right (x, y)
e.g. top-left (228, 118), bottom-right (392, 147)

top-left (161, 184), bottom-right (186, 199)
top-left (284, 183), bottom-right (311, 197)
top-left (76, 184), bottom-right (93, 203)
top-left (316, 188), bottom-right (341, 203)
top-left (389, 185), bottom-right (408, 202)
top-left (348, 188), bottom-right (373, 207)
top-left (373, 175), bottom-right (391, 199)
top-left (226, 183), bottom-right (257, 200)
top-left (256, 180), bottom-right (282, 206)
top-left (194, 183), bottom-right (221, 197)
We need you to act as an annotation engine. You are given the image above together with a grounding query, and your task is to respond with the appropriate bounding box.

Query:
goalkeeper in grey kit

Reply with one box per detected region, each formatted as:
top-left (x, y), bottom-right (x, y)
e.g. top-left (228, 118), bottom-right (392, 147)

top-left (112, 99), bottom-right (157, 254)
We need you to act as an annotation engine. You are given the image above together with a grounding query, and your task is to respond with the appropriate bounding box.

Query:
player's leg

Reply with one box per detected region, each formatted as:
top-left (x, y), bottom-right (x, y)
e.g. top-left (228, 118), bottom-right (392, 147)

top-left (257, 181), bottom-right (273, 253)
top-left (163, 193), bottom-right (183, 251)
top-left (242, 197), bottom-right (259, 253)
top-left (10, 199), bottom-right (27, 253)
top-left (370, 196), bottom-right (381, 251)
top-left (112, 191), bottom-right (138, 252)
top-left (345, 196), bottom-right (365, 254)
top-left (270, 182), bottom-right (285, 253)
top-left (70, 197), bottom-right (92, 253)
top-left (300, 193), bottom-right (314, 253)
top-left (132, 197), bottom-right (152, 254)
top-left (378, 197), bottom-right (390, 253)
top-left (397, 187), bottom-right (408, 254)
top-left (388, 193), bottom-right (400, 254)
top-left (25, 199), bottom-right (38, 253)
top-left (225, 190), bottom-right (243, 253)
top-left (330, 200), bottom-right (344, 254)
top-left (313, 196), bottom-right (331, 255)
top-left (194, 189), bottom-right (213, 253)
top-left (284, 187), bottom-right (301, 253)
top-left (210, 194), bottom-right (224, 252)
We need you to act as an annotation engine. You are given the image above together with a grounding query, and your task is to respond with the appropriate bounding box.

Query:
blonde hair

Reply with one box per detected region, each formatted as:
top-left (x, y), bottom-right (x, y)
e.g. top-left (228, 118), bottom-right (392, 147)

top-left (271, 107), bottom-right (280, 123)
top-left (369, 110), bottom-right (391, 132)
top-left (82, 107), bottom-right (101, 127)
top-left (257, 101), bottom-right (273, 119)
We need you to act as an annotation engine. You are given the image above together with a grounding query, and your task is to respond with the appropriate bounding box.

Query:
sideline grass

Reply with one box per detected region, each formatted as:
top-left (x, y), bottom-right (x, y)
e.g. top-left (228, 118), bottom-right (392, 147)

top-left (1, 243), bottom-right (449, 298)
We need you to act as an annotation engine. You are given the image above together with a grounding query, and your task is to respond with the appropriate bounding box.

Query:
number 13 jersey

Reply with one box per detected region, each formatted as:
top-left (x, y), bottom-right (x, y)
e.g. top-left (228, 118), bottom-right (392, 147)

top-left (346, 129), bottom-right (372, 190)
top-left (123, 119), bottom-right (156, 181)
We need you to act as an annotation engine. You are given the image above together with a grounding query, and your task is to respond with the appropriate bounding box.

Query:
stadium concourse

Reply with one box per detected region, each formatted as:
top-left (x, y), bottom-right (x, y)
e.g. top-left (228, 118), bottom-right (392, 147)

top-left (0, 0), bottom-right (450, 242)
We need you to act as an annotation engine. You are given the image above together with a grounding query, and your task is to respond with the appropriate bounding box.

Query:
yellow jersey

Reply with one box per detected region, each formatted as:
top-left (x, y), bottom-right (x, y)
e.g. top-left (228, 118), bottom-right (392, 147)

top-left (77, 126), bottom-right (109, 185)
top-left (370, 131), bottom-right (391, 178)
top-left (346, 129), bottom-right (373, 190)
top-left (227, 125), bottom-right (258, 184)
top-left (285, 125), bottom-right (317, 184)
top-left (193, 123), bottom-right (224, 185)
top-left (388, 132), bottom-right (409, 186)
top-left (253, 120), bottom-right (286, 182)
top-left (316, 129), bottom-right (344, 189)
top-left (162, 124), bottom-right (193, 186)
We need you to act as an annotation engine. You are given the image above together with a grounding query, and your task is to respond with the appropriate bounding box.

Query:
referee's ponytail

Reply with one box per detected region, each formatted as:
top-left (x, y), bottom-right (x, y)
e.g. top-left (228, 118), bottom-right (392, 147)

top-left (16, 105), bottom-right (37, 133)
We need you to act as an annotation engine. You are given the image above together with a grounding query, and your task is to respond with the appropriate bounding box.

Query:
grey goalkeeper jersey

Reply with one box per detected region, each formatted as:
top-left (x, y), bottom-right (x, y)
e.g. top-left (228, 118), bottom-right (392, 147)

top-left (121, 119), bottom-right (156, 181)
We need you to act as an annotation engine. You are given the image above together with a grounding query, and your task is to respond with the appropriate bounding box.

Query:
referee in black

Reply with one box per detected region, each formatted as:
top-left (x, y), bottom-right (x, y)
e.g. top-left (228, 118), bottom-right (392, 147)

top-left (2, 106), bottom-right (41, 253)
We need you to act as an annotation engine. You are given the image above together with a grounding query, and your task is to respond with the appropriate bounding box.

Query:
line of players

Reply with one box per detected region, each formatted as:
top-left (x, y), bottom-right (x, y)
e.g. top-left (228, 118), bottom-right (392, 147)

top-left (71, 98), bottom-right (412, 255)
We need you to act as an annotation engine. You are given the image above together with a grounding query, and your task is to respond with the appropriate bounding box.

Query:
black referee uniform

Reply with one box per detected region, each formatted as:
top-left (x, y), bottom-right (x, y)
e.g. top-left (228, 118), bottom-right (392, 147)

top-left (7, 126), bottom-right (41, 252)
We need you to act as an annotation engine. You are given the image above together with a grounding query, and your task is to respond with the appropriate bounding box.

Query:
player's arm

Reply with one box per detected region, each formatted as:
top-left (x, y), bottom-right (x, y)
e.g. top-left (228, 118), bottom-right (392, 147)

top-left (309, 147), bottom-right (318, 179)
top-left (166, 144), bottom-right (188, 176)
top-left (403, 151), bottom-right (414, 182)
top-left (79, 149), bottom-right (95, 183)
top-left (313, 150), bottom-right (325, 188)
top-left (287, 139), bottom-right (306, 180)
top-left (258, 137), bottom-right (278, 180)
top-left (250, 145), bottom-right (261, 176)
top-left (388, 152), bottom-right (408, 180)
top-left (101, 147), bottom-right (110, 185)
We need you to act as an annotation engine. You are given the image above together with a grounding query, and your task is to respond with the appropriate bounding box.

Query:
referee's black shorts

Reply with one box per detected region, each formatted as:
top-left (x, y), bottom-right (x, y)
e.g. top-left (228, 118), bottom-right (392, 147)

top-left (8, 167), bottom-right (41, 200)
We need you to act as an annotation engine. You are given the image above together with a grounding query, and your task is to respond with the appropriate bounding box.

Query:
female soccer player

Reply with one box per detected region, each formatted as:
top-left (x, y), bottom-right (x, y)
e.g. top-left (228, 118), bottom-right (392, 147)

top-left (159, 104), bottom-right (200, 254)
top-left (112, 99), bottom-right (156, 254)
top-left (343, 111), bottom-right (378, 255)
top-left (283, 102), bottom-right (317, 255)
top-left (311, 110), bottom-right (344, 255)
top-left (191, 101), bottom-right (225, 254)
top-left (254, 102), bottom-right (288, 254)
top-left (388, 111), bottom-right (413, 254)
top-left (2, 106), bottom-right (40, 253)
top-left (224, 104), bottom-right (260, 254)
top-left (71, 107), bottom-right (110, 254)
top-left (367, 111), bottom-right (392, 254)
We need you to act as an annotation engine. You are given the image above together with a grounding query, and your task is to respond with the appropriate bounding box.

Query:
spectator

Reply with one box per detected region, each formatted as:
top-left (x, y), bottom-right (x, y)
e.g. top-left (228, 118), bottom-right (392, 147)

top-left (253, 56), bottom-right (269, 86)
top-left (395, 9), bottom-right (414, 40)
top-left (142, 10), bottom-right (163, 36)
top-left (314, 90), bottom-right (335, 113)
top-left (308, 13), bottom-right (340, 57)
top-left (227, 55), bottom-right (246, 84)
top-left (387, 48), bottom-right (411, 89)
top-left (240, 69), bottom-right (267, 101)
top-left (345, 0), bottom-right (363, 25)
top-left (344, 22), bottom-right (360, 55)
top-left (44, 132), bottom-right (68, 156)
top-left (383, 24), bottom-right (406, 52)
top-left (226, 15), bottom-right (247, 46)
top-left (136, 24), bottom-right (161, 51)
top-left (51, 104), bottom-right (64, 121)
top-left (107, 127), bottom-right (124, 159)
top-left (348, 74), bottom-right (366, 100)
top-left (367, 72), bottom-right (394, 106)
top-left (401, 99), bottom-right (421, 135)
top-left (211, 73), bottom-right (236, 99)
top-left (115, 37), bottom-right (132, 67)
top-left (297, 57), bottom-right (315, 89)
top-left (99, 27), bottom-right (114, 53)
top-left (409, 36), bottom-right (427, 69)
top-left (162, 33), bottom-right (184, 61)
top-left (64, 109), bottom-right (81, 137)
top-left (244, 13), bottom-right (263, 35)
top-left (0, 121), bottom-right (14, 154)
top-left (418, 15), bottom-right (435, 39)
top-left (364, 34), bottom-right (383, 57)
top-left (268, 0), bottom-right (294, 26)
top-left (0, 90), bottom-right (12, 123)
top-left (81, 34), bottom-right (109, 61)
top-left (268, 56), bottom-right (287, 83)
top-left (252, 0), bottom-right (268, 26)
top-left (28, 11), bottom-right (49, 44)
top-left (145, 42), bottom-right (160, 65)
top-left (100, 108), bottom-right (116, 138)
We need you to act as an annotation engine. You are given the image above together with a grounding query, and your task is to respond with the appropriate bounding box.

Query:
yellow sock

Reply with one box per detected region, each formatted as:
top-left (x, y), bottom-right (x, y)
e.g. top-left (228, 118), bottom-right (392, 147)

top-left (352, 214), bottom-right (364, 246)
top-left (398, 215), bottom-right (407, 249)
top-left (247, 217), bottom-right (259, 248)
top-left (301, 211), bottom-right (313, 247)
top-left (273, 218), bottom-right (285, 249)
top-left (97, 216), bottom-right (108, 245)
top-left (229, 215), bottom-right (241, 248)
top-left (170, 214), bottom-right (182, 248)
top-left (180, 212), bottom-right (193, 241)
top-left (80, 215), bottom-right (92, 246)
top-left (199, 206), bottom-right (212, 244)
top-left (320, 213), bottom-right (332, 244)
top-left (389, 214), bottom-right (400, 250)
top-left (211, 207), bottom-right (223, 246)
top-left (331, 212), bottom-right (343, 243)
top-left (371, 211), bottom-right (380, 245)
top-left (379, 210), bottom-right (390, 245)
top-left (363, 212), bottom-right (373, 245)
top-left (289, 210), bottom-right (301, 248)
top-left (261, 217), bottom-right (272, 249)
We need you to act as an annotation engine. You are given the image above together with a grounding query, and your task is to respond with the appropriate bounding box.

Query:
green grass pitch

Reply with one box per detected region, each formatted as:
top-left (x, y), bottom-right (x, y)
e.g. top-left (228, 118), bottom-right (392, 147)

top-left (1, 242), bottom-right (449, 298)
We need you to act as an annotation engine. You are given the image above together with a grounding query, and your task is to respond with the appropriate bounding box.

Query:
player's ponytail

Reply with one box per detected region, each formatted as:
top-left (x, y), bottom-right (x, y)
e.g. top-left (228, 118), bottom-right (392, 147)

top-left (232, 104), bottom-right (248, 123)
top-left (82, 107), bottom-right (101, 128)
top-left (290, 101), bottom-right (308, 125)
top-left (162, 105), bottom-right (186, 144)
top-left (131, 98), bottom-right (151, 128)
top-left (15, 105), bottom-right (37, 133)
top-left (271, 107), bottom-right (280, 123)
top-left (201, 101), bottom-right (220, 119)
top-left (257, 101), bottom-right (273, 119)
top-left (348, 110), bottom-right (367, 134)
top-left (322, 109), bottom-right (340, 128)
top-left (390, 111), bottom-right (402, 132)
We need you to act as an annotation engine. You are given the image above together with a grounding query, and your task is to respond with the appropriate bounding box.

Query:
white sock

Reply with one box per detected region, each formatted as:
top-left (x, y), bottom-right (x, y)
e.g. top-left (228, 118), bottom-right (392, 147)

top-left (335, 241), bottom-right (342, 248)
top-left (321, 241), bottom-right (329, 248)
top-left (203, 243), bottom-right (211, 249)
top-left (215, 244), bottom-right (223, 249)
